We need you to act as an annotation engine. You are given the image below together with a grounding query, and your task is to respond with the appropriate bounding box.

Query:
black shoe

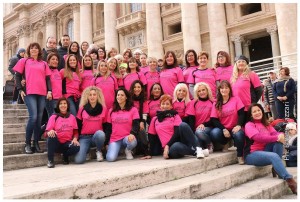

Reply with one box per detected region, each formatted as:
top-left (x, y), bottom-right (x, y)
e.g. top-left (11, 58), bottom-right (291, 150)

top-left (47, 160), bottom-right (55, 168)
top-left (62, 156), bottom-right (69, 165)
top-left (34, 141), bottom-right (44, 153)
top-left (24, 144), bottom-right (33, 154)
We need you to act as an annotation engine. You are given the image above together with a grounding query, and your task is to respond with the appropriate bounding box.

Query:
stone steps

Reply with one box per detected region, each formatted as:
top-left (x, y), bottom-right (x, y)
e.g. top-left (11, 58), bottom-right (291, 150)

top-left (3, 104), bottom-right (27, 109)
top-left (3, 132), bottom-right (26, 143)
top-left (3, 124), bottom-right (27, 134)
top-left (3, 141), bottom-right (47, 156)
top-left (4, 116), bottom-right (29, 124)
top-left (3, 152), bottom-right (238, 199)
top-left (3, 109), bottom-right (28, 117)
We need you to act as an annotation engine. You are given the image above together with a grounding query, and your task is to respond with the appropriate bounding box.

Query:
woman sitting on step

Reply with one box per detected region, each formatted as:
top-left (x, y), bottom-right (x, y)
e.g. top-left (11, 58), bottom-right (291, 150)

top-left (45, 97), bottom-right (80, 168)
top-left (244, 103), bottom-right (297, 195)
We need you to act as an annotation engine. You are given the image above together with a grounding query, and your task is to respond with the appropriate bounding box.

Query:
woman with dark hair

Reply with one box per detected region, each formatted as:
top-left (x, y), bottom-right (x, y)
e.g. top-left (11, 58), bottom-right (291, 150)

top-left (159, 51), bottom-right (184, 97)
top-left (64, 41), bottom-right (82, 69)
top-left (183, 49), bottom-right (199, 99)
top-left (80, 41), bottom-right (89, 56)
top-left (129, 80), bottom-right (151, 159)
top-left (215, 51), bottom-right (233, 84)
top-left (80, 55), bottom-right (95, 92)
top-left (244, 103), bottom-right (297, 194)
top-left (105, 88), bottom-right (139, 162)
top-left (98, 47), bottom-right (106, 61)
top-left (45, 97), bottom-right (80, 168)
top-left (89, 49), bottom-right (99, 71)
top-left (273, 67), bottom-right (296, 119)
top-left (122, 49), bottom-right (132, 63)
top-left (13, 42), bottom-right (52, 154)
top-left (147, 83), bottom-right (164, 124)
top-left (210, 80), bottom-right (245, 164)
top-left (60, 54), bottom-right (82, 116)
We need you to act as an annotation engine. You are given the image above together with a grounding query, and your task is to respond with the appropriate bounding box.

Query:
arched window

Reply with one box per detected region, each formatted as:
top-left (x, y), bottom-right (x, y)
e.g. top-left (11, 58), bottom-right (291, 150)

top-left (130, 3), bottom-right (142, 12)
top-left (67, 20), bottom-right (74, 41)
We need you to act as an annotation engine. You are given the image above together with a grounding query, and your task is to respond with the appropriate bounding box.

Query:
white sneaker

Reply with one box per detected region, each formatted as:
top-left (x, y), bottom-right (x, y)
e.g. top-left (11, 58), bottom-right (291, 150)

top-left (125, 148), bottom-right (134, 160)
top-left (203, 149), bottom-right (209, 157)
top-left (96, 151), bottom-right (103, 162)
top-left (196, 147), bottom-right (205, 159)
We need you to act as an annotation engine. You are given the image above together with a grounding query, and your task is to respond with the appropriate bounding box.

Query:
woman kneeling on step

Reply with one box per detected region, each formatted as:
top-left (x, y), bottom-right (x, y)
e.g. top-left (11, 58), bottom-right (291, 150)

top-left (244, 103), bottom-right (297, 195)
top-left (45, 97), bottom-right (80, 168)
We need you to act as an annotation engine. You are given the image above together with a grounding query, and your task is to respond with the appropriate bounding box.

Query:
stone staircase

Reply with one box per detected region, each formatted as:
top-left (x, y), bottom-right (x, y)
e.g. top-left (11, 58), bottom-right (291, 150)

top-left (2, 97), bottom-right (297, 199)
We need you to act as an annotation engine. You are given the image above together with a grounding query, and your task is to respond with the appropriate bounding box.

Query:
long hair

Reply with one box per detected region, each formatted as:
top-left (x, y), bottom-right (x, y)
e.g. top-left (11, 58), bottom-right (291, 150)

top-left (162, 51), bottom-right (178, 70)
top-left (185, 49), bottom-right (199, 67)
top-left (193, 82), bottom-right (213, 101)
top-left (129, 80), bottom-right (146, 119)
top-left (173, 83), bottom-right (190, 105)
top-left (80, 41), bottom-right (89, 56)
top-left (127, 57), bottom-right (140, 73)
top-left (231, 61), bottom-right (251, 84)
top-left (215, 80), bottom-right (233, 112)
top-left (215, 51), bottom-right (231, 68)
top-left (68, 41), bottom-right (82, 64)
top-left (46, 52), bottom-right (59, 67)
top-left (79, 86), bottom-right (106, 107)
top-left (149, 83), bottom-right (164, 100)
top-left (64, 54), bottom-right (81, 81)
top-left (96, 60), bottom-right (110, 79)
top-left (112, 87), bottom-right (133, 112)
top-left (26, 42), bottom-right (43, 61)
top-left (107, 57), bottom-right (120, 77)
top-left (55, 97), bottom-right (70, 113)
top-left (82, 55), bottom-right (95, 73)
top-left (247, 103), bottom-right (269, 126)
top-left (107, 47), bottom-right (118, 59)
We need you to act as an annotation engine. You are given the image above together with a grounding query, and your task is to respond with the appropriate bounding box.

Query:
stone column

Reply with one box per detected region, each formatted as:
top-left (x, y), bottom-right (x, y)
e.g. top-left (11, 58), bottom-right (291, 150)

top-left (181, 3), bottom-right (202, 54)
top-left (72, 4), bottom-right (80, 42)
top-left (104, 3), bottom-right (119, 51)
top-left (146, 3), bottom-right (164, 59)
top-left (17, 24), bottom-right (31, 49)
top-left (43, 10), bottom-right (57, 39)
top-left (207, 3), bottom-right (229, 59)
top-left (80, 3), bottom-right (93, 44)
top-left (267, 25), bottom-right (281, 69)
top-left (242, 40), bottom-right (251, 60)
top-left (230, 35), bottom-right (244, 57)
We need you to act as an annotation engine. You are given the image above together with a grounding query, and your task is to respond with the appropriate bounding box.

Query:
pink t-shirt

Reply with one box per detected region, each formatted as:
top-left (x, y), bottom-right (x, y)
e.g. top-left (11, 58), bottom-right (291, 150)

top-left (231, 71), bottom-right (261, 111)
top-left (159, 67), bottom-right (184, 97)
top-left (91, 75), bottom-right (118, 110)
top-left (187, 68), bottom-right (217, 99)
top-left (13, 58), bottom-right (52, 96)
top-left (186, 99), bottom-right (213, 128)
top-left (80, 70), bottom-right (94, 92)
top-left (148, 114), bottom-right (182, 148)
top-left (211, 96), bottom-right (244, 130)
top-left (148, 99), bottom-right (161, 120)
top-left (133, 100), bottom-right (149, 115)
top-left (144, 71), bottom-right (160, 99)
top-left (77, 106), bottom-right (107, 135)
top-left (245, 121), bottom-right (279, 153)
top-left (172, 100), bottom-right (191, 119)
top-left (140, 66), bottom-right (149, 74)
top-left (123, 72), bottom-right (147, 91)
top-left (46, 114), bottom-right (78, 143)
top-left (49, 69), bottom-right (62, 99)
top-left (182, 66), bottom-right (198, 83)
top-left (216, 65), bottom-right (234, 83)
top-left (107, 107), bottom-right (140, 143)
top-left (60, 69), bottom-right (81, 99)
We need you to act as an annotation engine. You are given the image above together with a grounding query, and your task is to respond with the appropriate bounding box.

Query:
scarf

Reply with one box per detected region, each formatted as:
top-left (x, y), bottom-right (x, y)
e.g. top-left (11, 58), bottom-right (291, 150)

top-left (54, 111), bottom-right (71, 118)
top-left (198, 97), bottom-right (209, 101)
top-left (49, 65), bottom-right (57, 70)
top-left (275, 75), bottom-right (291, 93)
top-left (156, 110), bottom-right (178, 122)
top-left (83, 102), bottom-right (103, 116)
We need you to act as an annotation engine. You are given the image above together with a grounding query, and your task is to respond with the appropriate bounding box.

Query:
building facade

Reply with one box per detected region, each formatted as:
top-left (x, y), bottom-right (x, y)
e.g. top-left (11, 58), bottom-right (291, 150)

top-left (3, 3), bottom-right (297, 85)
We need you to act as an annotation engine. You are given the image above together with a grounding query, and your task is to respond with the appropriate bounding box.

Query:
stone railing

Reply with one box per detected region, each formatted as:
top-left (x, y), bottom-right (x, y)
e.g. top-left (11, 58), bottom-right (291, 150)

top-left (116, 11), bottom-right (146, 35)
top-left (93, 28), bottom-right (105, 37)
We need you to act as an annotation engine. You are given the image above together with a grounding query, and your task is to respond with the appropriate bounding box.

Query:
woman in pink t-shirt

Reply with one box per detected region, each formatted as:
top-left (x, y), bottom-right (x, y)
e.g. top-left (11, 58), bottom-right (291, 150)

top-left (231, 55), bottom-right (263, 113)
top-left (108, 57), bottom-right (122, 84)
top-left (159, 51), bottom-right (184, 97)
top-left (139, 53), bottom-right (149, 74)
top-left (129, 80), bottom-right (151, 159)
top-left (80, 55), bottom-right (95, 92)
top-left (106, 88), bottom-right (139, 162)
top-left (144, 57), bottom-right (160, 99)
top-left (210, 80), bottom-right (245, 164)
top-left (74, 86), bottom-right (107, 164)
top-left (186, 82), bottom-right (214, 155)
top-left (147, 83), bottom-right (164, 125)
top-left (244, 103), bottom-right (297, 194)
top-left (60, 54), bottom-right (82, 116)
top-left (92, 60), bottom-right (118, 110)
top-left (183, 49), bottom-right (199, 99)
top-left (148, 94), bottom-right (203, 159)
top-left (63, 41), bottom-right (82, 70)
top-left (172, 83), bottom-right (191, 121)
top-left (123, 57), bottom-right (147, 91)
top-left (45, 97), bottom-right (80, 168)
top-left (13, 42), bottom-right (52, 154)
top-left (215, 51), bottom-right (233, 85)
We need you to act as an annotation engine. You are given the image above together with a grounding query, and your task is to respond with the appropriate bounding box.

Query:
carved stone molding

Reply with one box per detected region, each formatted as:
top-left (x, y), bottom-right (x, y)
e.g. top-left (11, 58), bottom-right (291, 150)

top-left (230, 34), bottom-right (244, 43)
top-left (72, 3), bottom-right (80, 13)
top-left (243, 40), bottom-right (251, 47)
top-left (16, 24), bottom-right (31, 37)
top-left (126, 31), bottom-right (144, 48)
top-left (43, 10), bottom-right (57, 24)
top-left (266, 25), bottom-right (278, 34)
top-left (174, 49), bottom-right (184, 59)
top-left (116, 11), bottom-right (146, 36)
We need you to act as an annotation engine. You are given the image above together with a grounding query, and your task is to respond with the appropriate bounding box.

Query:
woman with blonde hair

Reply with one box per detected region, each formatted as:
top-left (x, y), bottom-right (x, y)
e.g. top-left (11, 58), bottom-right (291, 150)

top-left (91, 60), bottom-right (118, 110)
top-left (186, 82), bottom-right (214, 155)
top-left (172, 83), bottom-right (191, 121)
top-left (74, 86), bottom-right (107, 164)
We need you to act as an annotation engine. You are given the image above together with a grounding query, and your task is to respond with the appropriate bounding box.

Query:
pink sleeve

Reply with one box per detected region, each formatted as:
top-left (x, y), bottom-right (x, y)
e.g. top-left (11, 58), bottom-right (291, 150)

top-left (44, 62), bottom-right (52, 76)
top-left (139, 73), bottom-right (147, 85)
top-left (143, 101), bottom-right (149, 114)
top-left (235, 97), bottom-right (245, 110)
top-left (90, 78), bottom-right (95, 86)
top-left (250, 72), bottom-right (261, 88)
top-left (45, 115), bottom-right (56, 131)
top-left (176, 67), bottom-right (184, 83)
top-left (174, 114), bottom-right (182, 126)
top-left (148, 117), bottom-right (157, 134)
top-left (269, 125), bottom-right (280, 136)
top-left (107, 108), bottom-right (112, 123)
top-left (185, 100), bottom-right (195, 115)
top-left (112, 76), bottom-right (118, 89)
top-left (245, 122), bottom-right (278, 143)
top-left (71, 115), bottom-right (78, 129)
top-left (186, 70), bottom-right (195, 84)
top-left (13, 58), bottom-right (26, 74)
top-left (77, 107), bottom-right (84, 120)
top-left (132, 107), bottom-right (140, 120)
top-left (210, 103), bottom-right (218, 118)
top-left (59, 69), bottom-right (65, 79)
top-left (185, 101), bottom-right (192, 116)
top-left (102, 107), bottom-right (108, 123)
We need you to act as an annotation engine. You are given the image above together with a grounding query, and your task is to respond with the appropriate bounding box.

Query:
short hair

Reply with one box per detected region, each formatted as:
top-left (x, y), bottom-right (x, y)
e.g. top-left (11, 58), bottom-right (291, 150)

top-left (162, 51), bottom-right (178, 69)
top-left (26, 42), bottom-right (43, 61)
top-left (159, 94), bottom-right (172, 105)
top-left (193, 82), bottom-right (213, 101)
top-left (147, 57), bottom-right (158, 64)
top-left (215, 51), bottom-right (231, 67)
top-left (280, 67), bottom-right (290, 76)
top-left (46, 52), bottom-right (59, 64)
top-left (198, 51), bottom-right (209, 60)
top-left (185, 49), bottom-right (199, 67)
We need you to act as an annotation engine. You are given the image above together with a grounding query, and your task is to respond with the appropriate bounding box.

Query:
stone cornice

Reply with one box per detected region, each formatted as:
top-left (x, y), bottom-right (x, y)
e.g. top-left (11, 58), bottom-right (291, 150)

top-left (266, 24), bottom-right (278, 34)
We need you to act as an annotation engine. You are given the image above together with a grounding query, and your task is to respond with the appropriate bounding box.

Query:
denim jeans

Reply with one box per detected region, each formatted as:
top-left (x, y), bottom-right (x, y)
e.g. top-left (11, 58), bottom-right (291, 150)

top-left (245, 142), bottom-right (293, 180)
top-left (24, 94), bottom-right (46, 144)
top-left (275, 99), bottom-right (295, 119)
top-left (47, 136), bottom-right (80, 162)
top-left (195, 127), bottom-right (212, 149)
top-left (210, 127), bottom-right (245, 157)
top-left (45, 99), bottom-right (58, 119)
top-left (106, 136), bottom-right (137, 162)
top-left (74, 130), bottom-right (106, 164)
top-left (67, 96), bottom-right (80, 117)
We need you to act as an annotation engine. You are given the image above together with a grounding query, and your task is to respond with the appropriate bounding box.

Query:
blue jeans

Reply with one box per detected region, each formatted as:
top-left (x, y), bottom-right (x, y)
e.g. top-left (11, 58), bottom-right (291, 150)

top-left (74, 130), bottom-right (106, 164)
top-left (45, 99), bottom-right (58, 119)
top-left (24, 94), bottom-right (46, 144)
top-left (245, 142), bottom-right (293, 180)
top-left (67, 96), bottom-right (80, 117)
top-left (195, 127), bottom-right (212, 149)
top-left (106, 136), bottom-right (137, 162)
top-left (210, 127), bottom-right (245, 157)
